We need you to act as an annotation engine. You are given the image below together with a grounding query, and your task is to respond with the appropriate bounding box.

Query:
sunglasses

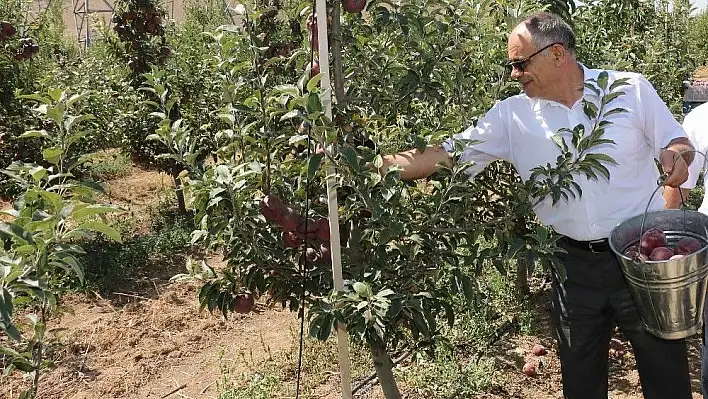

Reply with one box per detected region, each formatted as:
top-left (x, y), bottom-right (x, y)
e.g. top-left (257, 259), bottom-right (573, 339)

top-left (506, 42), bottom-right (563, 73)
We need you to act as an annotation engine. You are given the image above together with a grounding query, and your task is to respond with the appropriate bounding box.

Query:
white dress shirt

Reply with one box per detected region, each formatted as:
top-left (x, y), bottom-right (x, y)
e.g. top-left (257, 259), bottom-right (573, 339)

top-left (680, 101), bottom-right (708, 215)
top-left (443, 66), bottom-right (686, 241)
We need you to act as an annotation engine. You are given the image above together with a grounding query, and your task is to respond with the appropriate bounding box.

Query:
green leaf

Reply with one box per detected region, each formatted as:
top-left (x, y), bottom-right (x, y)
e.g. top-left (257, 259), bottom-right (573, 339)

top-left (551, 134), bottom-right (567, 151)
top-left (64, 114), bottom-right (95, 133)
top-left (583, 153), bottom-right (617, 165)
top-left (609, 78), bottom-right (631, 92)
top-left (72, 221), bottom-right (122, 242)
top-left (506, 238), bottom-right (525, 259)
top-left (20, 130), bottom-right (50, 139)
top-left (38, 190), bottom-right (63, 212)
top-left (340, 147), bottom-right (359, 170)
top-left (373, 155), bottom-right (383, 169)
top-left (307, 73), bottom-right (324, 93)
top-left (460, 275), bottom-right (475, 301)
top-left (66, 92), bottom-right (88, 108)
top-left (353, 282), bottom-right (373, 298)
top-left (601, 92), bottom-right (623, 106)
top-left (42, 146), bottom-right (63, 165)
top-left (70, 204), bottom-right (124, 220)
top-left (12, 357), bottom-right (34, 372)
top-left (602, 108), bottom-right (627, 118)
top-left (56, 254), bottom-right (84, 284)
top-left (279, 110), bottom-right (300, 121)
top-left (306, 93), bottom-right (322, 114)
top-left (0, 288), bottom-right (21, 341)
top-left (411, 309), bottom-right (430, 337)
top-left (0, 223), bottom-right (33, 245)
top-left (317, 314), bottom-right (334, 340)
top-left (596, 71), bottom-right (609, 91)
top-left (307, 153), bottom-right (324, 180)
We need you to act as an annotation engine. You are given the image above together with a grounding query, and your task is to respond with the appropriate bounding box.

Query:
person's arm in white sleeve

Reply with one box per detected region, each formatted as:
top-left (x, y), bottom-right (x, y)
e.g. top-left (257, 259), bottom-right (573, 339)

top-left (666, 109), bottom-right (707, 208)
top-left (382, 103), bottom-right (511, 181)
top-left (636, 75), bottom-right (694, 187)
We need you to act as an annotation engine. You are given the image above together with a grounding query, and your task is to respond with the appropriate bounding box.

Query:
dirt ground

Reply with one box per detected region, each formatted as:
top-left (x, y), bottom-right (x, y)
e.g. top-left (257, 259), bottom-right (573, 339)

top-left (1, 164), bottom-right (707, 399)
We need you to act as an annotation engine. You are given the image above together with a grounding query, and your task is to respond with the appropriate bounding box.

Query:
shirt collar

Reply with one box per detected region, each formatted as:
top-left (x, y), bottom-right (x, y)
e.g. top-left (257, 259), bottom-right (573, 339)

top-left (532, 63), bottom-right (600, 111)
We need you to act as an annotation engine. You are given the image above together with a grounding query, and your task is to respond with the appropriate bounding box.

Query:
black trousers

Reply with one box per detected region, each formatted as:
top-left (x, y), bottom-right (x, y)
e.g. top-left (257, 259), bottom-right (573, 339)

top-left (551, 240), bottom-right (692, 399)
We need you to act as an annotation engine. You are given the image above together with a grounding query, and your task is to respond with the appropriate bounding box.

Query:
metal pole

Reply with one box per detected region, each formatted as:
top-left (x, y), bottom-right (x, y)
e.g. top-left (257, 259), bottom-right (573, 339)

top-left (314, 0), bottom-right (353, 397)
top-left (84, 0), bottom-right (90, 48)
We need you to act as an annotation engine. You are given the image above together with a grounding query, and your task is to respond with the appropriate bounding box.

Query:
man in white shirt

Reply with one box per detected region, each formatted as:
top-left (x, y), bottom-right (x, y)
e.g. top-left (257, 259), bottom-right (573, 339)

top-left (383, 12), bottom-right (694, 399)
top-left (664, 100), bottom-right (708, 396)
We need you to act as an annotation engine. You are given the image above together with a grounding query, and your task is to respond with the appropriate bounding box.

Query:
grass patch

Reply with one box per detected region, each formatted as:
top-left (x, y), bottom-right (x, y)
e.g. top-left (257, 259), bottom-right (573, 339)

top-left (81, 150), bottom-right (132, 181)
top-left (74, 204), bottom-right (196, 295)
top-left (400, 352), bottom-right (496, 397)
top-left (217, 324), bottom-right (372, 398)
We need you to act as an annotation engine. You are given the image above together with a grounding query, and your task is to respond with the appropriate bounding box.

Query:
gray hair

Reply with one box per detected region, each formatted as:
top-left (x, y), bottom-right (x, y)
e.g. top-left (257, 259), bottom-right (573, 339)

top-left (523, 12), bottom-right (576, 56)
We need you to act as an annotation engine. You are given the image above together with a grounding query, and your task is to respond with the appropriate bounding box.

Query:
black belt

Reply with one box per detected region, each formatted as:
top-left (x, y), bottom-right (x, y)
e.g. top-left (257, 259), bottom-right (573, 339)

top-left (561, 236), bottom-right (611, 253)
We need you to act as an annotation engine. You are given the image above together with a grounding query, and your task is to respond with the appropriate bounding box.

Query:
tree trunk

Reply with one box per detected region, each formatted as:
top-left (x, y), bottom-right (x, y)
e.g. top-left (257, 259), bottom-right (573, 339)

top-left (330, 0), bottom-right (346, 105)
top-left (173, 175), bottom-right (187, 214)
top-left (516, 259), bottom-right (530, 300)
top-left (370, 340), bottom-right (401, 399)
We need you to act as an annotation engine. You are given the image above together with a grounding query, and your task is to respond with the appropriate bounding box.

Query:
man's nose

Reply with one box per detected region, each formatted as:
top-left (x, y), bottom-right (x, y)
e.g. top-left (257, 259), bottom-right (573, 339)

top-left (510, 67), bottom-right (523, 80)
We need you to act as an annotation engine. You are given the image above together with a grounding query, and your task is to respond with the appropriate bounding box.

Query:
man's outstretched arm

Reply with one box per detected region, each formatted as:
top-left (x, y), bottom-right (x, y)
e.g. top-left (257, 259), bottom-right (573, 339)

top-left (381, 146), bottom-right (453, 181)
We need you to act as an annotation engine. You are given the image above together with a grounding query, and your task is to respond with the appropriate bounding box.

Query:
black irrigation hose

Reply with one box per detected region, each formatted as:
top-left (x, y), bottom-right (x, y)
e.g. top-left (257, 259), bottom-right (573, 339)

top-left (295, 0), bottom-right (319, 397)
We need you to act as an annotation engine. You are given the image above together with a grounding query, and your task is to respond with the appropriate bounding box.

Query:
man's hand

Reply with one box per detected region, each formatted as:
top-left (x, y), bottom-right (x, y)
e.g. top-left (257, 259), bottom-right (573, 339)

top-left (659, 148), bottom-right (689, 187)
top-left (659, 137), bottom-right (694, 188)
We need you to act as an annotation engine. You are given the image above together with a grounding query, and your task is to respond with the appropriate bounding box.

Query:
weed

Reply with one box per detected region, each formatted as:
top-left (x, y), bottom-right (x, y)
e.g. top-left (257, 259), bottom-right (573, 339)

top-left (80, 150), bottom-right (132, 181)
top-left (71, 206), bottom-right (196, 295)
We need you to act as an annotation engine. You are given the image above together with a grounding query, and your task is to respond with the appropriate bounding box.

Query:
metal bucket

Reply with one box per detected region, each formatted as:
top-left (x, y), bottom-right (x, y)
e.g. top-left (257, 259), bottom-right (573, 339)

top-left (608, 209), bottom-right (708, 340)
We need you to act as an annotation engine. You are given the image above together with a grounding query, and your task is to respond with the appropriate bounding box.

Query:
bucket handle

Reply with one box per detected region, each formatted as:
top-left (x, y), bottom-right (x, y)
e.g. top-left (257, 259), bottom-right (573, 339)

top-left (637, 148), bottom-right (708, 333)
top-left (639, 148), bottom-right (708, 239)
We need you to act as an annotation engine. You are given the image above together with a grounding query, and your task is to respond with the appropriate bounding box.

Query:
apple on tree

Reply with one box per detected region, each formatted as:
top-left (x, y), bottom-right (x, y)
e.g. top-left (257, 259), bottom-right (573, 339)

top-left (307, 60), bottom-right (320, 77)
top-left (342, 0), bottom-right (367, 13)
top-left (230, 294), bottom-right (255, 314)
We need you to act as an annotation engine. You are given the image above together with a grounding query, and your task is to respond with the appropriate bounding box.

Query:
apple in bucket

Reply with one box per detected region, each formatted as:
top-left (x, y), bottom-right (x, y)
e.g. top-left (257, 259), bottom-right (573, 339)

top-left (674, 237), bottom-right (703, 256)
top-left (649, 247), bottom-right (674, 261)
top-left (639, 228), bottom-right (667, 256)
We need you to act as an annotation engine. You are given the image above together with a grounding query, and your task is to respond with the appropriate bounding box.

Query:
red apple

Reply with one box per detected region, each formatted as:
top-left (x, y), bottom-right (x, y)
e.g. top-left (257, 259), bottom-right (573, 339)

top-left (306, 12), bottom-right (317, 31)
top-left (259, 194), bottom-right (284, 222)
top-left (319, 242), bottom-right (331, 264)
top-left (307, 60), bottom-right (320, 77)
top-left (283, 231), bottom-right (302, 248)
top-left (342, 0), bottom-right (367, 13)
top-left (649, 246), bottom-right (674, 261)
top-left (522, 362), bottom-right (537, 377)
top-left (0, 21), bottom-right (16, 38)
top-left (296, 218), bottom-right (319, 239)
top-left (624, 244), bottom-right (640, 259)
top-left (532, 344), bottom-right (547, 356)
top-left (674, 237), bottom-right (703, 256)
top-left (317, 218), bottom-right (330, 242)
top-left (640, 228), bottom-right (667, 256)
top-left (305, 247), bottom-right (320, 264)
top-left (308, 28), bottom-right (319, 51)
top-left (230, 294), bottom-right (254, 314)
top-left (280, 207), bottom-right (300, 232)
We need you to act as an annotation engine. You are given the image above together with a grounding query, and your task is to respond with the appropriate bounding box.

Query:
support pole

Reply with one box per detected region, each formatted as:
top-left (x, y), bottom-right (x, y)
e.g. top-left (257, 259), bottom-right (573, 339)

top-left (315, 0), bottom-right (353, 398)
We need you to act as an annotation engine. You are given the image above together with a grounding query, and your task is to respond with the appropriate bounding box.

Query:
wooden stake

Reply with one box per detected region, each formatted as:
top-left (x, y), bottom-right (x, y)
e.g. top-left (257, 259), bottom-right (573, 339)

top-left (315, 0), bottom-right (353, 397)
